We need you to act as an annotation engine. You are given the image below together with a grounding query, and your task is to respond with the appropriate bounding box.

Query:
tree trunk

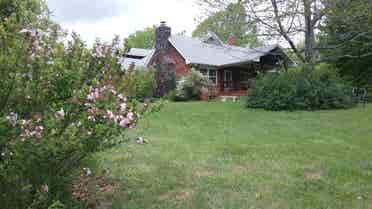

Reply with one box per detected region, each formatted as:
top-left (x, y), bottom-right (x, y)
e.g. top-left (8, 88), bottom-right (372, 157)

top-left (304, 0), bottom-right (316, 67)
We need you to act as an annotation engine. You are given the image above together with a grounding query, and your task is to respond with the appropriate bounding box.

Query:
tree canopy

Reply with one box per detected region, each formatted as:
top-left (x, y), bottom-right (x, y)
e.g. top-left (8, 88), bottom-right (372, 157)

top-left (320, 0), bottom-right (372, 87)
top-left (125, 26), bottom-right (156, 49)
top-left (192, 2), bottom-right (261, 47)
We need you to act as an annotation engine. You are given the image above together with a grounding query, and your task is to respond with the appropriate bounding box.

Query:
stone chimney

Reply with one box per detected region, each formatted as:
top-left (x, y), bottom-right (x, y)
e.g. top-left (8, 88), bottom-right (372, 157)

top-left (155, 21), bottom-right (171, 51)
top-left (227, 34), bottom-right (237, 46)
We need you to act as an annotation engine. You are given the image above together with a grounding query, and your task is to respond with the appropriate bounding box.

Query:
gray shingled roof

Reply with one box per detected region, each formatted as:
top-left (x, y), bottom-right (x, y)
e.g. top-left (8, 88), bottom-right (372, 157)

top-left (121, 49), bottom-right (155, 69)
top-left (126, 48), bottom-right (153, 57)
top-left (168, 35), bottom-right (283, 67)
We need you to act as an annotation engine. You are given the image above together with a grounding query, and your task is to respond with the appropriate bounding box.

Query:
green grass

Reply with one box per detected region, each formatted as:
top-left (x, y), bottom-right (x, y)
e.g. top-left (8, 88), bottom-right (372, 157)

top-left (95, 102), bottom-right (372, 209)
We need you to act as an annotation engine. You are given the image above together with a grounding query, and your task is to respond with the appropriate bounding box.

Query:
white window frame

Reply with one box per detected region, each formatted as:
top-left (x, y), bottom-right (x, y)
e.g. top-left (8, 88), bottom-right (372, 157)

top-left (198, 67), bottom-right (218, 85)
top-left (224, 70), bottom-right (233, 82)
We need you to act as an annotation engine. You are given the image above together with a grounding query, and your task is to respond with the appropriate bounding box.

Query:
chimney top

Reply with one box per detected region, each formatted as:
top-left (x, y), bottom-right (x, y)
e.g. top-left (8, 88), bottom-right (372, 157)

top-left (227, 34), bottom-right (237, 46)
top-left (156, 21), bottom-right (171, 51)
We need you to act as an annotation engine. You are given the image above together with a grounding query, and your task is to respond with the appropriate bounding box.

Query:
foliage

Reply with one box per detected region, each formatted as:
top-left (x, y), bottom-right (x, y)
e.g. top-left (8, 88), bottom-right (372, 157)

top-left (0, 3), bottom-right (151, 208)
top-left (193, 1), bottom-right (261, 47)
top-left (247, 64), bottom-right (356, 111)
top-left (121, 67), bottom-right (157, 101)
top-left (167, 69), bottom-right (210, 101)
top-left (320, 0), bottom-right (372, 88)
top-left (125, 26), bottom-right (156, 49)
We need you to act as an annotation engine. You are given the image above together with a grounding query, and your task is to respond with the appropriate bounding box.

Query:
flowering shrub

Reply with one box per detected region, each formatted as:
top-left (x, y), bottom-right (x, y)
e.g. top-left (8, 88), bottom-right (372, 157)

top-left (167, 69), bottom-right (210, 101)
top-left (0, 6), bottom-right (154, 208)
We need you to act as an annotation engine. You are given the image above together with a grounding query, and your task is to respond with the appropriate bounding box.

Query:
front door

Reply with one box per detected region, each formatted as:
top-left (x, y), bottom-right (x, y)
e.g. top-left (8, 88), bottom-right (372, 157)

top-left (224, 70), bottom-right (233, 90)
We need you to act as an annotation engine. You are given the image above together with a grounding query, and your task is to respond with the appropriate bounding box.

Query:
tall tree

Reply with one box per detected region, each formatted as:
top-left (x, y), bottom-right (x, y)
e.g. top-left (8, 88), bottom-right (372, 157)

top-left (198, 0), bottom-right (328, 65)
top-left (320, 0), bottom-right (372, 87)
top-left (125, 26), bottom-right (156, 49)
top-left (193, 1), bottom-right (261, 47)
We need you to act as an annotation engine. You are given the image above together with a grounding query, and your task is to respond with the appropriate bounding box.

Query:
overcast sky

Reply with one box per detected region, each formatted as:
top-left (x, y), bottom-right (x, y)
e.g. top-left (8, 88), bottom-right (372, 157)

top-left (46, 0), bottom-right (200, 46)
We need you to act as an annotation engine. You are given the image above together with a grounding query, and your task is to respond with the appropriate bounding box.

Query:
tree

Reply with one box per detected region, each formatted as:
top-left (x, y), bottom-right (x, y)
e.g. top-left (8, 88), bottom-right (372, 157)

top-left (125, 26), bottom-right (156, 49)
top-left (198, 0), bottom-right (329, 65)
top-left (193, 1), bottom-right (261, 47)
top-left (320, 0), bottom-right (372, 87)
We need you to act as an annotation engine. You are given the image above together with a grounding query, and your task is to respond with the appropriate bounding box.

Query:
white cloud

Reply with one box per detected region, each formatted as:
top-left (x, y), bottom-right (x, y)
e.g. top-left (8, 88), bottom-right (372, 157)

top-left (48, 0), bottom-right (200, 46)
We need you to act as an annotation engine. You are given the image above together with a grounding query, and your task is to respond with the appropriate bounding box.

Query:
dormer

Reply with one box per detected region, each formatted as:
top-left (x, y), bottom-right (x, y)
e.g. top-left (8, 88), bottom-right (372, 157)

top-left (202, 31), bottom-right (224, 46)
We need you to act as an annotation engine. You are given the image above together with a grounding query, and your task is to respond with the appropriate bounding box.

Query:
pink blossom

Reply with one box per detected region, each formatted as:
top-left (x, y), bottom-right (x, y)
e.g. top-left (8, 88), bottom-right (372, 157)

top-left (119, 118), bottom-right (130, 127)
top-left (127, 112), bottom-right (134, 121)
top-left (120, 103), bottom-right (127, 112)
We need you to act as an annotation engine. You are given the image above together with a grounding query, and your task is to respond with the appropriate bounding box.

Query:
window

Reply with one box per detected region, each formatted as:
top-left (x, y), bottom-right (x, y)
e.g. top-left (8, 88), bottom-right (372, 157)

top-left (209, 70), bottom-right (217, 85)
top-left (197, 68), bottom-right (218, 85)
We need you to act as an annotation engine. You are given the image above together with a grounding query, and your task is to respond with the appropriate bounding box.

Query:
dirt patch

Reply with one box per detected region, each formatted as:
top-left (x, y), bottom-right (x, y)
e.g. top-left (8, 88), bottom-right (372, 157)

top-left (194, 169), bottom-right (216, 178)
top-left (231, 164), bottom-right (256, 173)
top-left (175, 190), bottom-right (193, 201)
top-left (304, 170), bottom-right (325, 180)
top-left (159, 190), bottom-right (194, 202)
top-left (72, 170), bottom-right (120, 209)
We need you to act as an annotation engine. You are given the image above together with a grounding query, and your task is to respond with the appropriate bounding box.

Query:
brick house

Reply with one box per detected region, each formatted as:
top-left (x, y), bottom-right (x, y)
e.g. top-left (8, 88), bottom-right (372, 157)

top-left (125, 21), bottom-right (293, 96)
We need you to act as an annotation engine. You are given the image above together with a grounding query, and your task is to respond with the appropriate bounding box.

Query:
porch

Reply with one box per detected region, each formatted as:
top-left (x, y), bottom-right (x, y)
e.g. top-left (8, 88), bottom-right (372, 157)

top-left (216, 66), bottom-right (258, 97)
top-left (197, 64), bottom-right (260, 98)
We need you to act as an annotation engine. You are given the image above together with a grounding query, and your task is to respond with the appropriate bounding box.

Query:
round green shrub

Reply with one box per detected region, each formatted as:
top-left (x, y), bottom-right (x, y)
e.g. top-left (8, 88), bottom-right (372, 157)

top-left (247, 64), bottom-right (356, 111)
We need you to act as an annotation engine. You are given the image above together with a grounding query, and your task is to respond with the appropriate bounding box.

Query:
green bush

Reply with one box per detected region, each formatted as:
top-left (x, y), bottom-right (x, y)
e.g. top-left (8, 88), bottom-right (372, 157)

top-left (247, 64), bottom-right (356, 111)
top-left (165, 90), bottom-right (185, 102)
top-left (168, 69), bottom-right (210, 101)
top-left (122, 67), bottom-right (157, 101)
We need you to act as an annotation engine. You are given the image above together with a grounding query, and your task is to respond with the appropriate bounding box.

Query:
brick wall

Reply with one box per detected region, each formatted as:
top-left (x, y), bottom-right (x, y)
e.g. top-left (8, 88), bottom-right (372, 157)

top-left (169, 46), bottom-right (192, 79)
top-left (151, 43), bottom-right (191, 79)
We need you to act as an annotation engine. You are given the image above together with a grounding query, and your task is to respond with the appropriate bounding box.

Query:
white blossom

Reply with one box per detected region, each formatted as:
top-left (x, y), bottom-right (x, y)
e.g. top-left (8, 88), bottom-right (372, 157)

top-left (83, 168), bottom-right (92, 176)
top-left (5, 112), bottom-right (18, 127)
top-left (55, 108), bottom-right (65, 118)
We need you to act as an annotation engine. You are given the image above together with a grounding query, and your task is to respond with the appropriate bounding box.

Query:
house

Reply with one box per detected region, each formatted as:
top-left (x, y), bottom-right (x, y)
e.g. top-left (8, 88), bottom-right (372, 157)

top-left (127, 21), bottom-right (293, 96)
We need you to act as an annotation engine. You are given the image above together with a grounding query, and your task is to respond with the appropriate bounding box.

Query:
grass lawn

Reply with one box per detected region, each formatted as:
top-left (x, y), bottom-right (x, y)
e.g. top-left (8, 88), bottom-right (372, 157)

top-left (94, 102), bottom-right (372, 209)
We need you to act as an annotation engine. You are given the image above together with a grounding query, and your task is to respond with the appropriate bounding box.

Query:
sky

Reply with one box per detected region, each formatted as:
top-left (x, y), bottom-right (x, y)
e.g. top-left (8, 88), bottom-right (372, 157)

top-left (46, 0), bottom-right (200, 46)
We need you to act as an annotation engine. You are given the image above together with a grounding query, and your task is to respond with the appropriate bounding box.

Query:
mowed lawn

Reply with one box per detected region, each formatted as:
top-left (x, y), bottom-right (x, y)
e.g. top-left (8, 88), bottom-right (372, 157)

top-left (95, 102), bottom-right (372, 209)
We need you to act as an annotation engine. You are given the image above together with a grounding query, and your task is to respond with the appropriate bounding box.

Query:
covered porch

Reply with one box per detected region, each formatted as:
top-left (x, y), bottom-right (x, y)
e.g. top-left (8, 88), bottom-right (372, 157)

top-left (216, 65), bottom-right (258, 97)
top-left (196, 63), bottom-right (260, 97)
